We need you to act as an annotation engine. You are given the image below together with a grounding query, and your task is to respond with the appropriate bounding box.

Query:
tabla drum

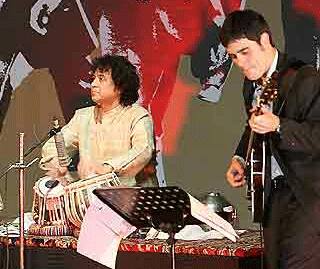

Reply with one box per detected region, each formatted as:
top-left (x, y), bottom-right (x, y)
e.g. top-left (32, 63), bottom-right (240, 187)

top-left (64, 172), bottom-right (120, 230)
top-left (29, 176), bottom-right (72, 236)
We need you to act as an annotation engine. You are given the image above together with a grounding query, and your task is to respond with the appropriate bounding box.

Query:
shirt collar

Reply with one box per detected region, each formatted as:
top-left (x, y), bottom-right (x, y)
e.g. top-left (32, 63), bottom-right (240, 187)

top-left (266, 49), bottom-right (278, 78)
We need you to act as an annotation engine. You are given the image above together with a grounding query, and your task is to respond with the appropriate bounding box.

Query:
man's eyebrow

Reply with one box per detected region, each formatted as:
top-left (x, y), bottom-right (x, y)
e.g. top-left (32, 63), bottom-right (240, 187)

top-left (228, 47), bottom-right (249, 56)
top-left (235, 47), bottom-right (249, 54)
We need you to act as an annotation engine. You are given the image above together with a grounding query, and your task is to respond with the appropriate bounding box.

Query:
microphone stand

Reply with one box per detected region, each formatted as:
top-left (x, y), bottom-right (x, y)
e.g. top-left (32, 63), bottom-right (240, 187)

top-left (0, 127), bottom-right (58, 180)
top-left (0, 128), bottom-right (58, 269)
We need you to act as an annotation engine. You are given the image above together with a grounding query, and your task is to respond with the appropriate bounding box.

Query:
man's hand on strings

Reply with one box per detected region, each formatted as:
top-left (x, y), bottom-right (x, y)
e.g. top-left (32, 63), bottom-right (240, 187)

top-left (249, 107), bottom-right (280, 134)
top-left (226, 158), bottom-right (246, 188)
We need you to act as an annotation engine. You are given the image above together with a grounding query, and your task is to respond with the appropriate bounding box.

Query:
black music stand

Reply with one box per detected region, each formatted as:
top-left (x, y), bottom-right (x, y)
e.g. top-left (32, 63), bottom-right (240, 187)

top-left (93, 186), bottom-right (199, 269)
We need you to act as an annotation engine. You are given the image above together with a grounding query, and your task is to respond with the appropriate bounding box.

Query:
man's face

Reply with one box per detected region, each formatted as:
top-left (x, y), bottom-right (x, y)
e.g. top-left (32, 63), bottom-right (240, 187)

top-left (226, 36), bottom-right (270, 81)
top-left (90, 69), bottom-right (120, 106)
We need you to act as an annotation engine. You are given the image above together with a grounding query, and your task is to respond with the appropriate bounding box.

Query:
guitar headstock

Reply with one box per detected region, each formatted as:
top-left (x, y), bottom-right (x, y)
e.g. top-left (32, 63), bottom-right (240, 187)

top-left (257, 71), bottom-right (279, 106)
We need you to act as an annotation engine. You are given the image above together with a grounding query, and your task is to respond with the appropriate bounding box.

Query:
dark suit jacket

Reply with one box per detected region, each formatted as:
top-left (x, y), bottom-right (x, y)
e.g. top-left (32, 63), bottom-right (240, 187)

top-left (235, 52), bottom-right (320, 223)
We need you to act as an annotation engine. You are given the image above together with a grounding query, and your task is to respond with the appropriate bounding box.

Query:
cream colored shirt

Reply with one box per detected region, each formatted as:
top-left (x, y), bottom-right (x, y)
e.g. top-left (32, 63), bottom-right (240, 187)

top-left (40, 104), bottom-right (156, 186)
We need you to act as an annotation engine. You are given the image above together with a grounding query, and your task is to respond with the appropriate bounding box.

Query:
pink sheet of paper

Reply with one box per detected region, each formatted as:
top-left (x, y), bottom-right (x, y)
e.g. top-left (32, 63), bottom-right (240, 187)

top-left (77, 197), bottom-right (136, 269)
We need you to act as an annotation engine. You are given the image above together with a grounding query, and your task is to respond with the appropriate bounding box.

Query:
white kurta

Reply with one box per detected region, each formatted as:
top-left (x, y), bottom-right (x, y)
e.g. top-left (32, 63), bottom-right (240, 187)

top-left (40, 104), bottom-right (156, 186)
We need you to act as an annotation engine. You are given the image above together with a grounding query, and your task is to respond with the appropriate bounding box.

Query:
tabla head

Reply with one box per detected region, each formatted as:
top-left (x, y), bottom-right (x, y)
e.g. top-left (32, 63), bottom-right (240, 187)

top-left (35, 176), bottom-right (64, 197)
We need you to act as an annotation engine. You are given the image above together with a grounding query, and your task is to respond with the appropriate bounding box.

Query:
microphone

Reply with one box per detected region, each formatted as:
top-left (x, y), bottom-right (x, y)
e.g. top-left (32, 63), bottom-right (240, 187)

top-left (45, 118), bottom-right (71, 189)
top-left (52, 118), bottom-right (71, 167)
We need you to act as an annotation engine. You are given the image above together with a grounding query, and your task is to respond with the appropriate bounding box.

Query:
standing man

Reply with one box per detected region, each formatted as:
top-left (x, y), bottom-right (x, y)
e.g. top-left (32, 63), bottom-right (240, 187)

top-left (221, 10), bottom-right (320, 269)
top-left (40, 54), bottom-right (158, 187)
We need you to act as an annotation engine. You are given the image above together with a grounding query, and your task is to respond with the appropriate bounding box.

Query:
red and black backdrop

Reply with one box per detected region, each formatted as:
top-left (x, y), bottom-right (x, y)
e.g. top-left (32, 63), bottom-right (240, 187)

top-left (0, 0), bottom-right (319, 226)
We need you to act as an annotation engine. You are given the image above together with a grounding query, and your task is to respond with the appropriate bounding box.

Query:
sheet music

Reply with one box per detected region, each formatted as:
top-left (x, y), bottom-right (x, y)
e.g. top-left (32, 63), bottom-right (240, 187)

top-left (78, 190), bottom-right (238, 269)
top-left (188, 194), bottom-right (238, 242)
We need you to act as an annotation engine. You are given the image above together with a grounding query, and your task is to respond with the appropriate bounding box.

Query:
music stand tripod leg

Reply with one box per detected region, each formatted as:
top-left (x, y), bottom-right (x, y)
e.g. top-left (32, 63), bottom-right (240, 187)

top-left (168, 231), bottom-right (176, 269)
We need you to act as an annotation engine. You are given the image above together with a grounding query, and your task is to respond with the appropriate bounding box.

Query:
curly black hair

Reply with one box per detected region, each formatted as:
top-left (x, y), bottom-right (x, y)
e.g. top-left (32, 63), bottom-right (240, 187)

top-left (90, 55), bottom-right (140, 106)
top-left (220, 9), bottom-right (275, 48)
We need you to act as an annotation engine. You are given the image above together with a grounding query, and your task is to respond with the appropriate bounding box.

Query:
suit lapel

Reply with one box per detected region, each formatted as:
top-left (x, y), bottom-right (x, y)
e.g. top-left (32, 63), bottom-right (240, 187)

top-left (243, 79), bottom-right (256, 114)
top-left (273, 54), bottom-right (307, 115)
top-left (272, 53), bottom-right (289, 115)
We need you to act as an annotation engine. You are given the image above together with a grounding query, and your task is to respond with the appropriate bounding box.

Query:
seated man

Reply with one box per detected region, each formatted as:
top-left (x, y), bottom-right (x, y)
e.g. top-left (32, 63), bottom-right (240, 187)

top-left (40, 54), bottom-right (158, 187)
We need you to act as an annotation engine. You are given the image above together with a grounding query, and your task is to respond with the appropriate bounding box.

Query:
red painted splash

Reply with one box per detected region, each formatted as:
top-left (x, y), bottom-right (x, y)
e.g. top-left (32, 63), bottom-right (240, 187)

top-left (162, 77), bottom-right (198, 156)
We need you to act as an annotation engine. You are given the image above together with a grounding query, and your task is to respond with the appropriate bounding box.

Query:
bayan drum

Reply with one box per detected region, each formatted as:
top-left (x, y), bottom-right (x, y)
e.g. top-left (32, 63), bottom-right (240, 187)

top-left (64, 172), bottom-right (120, 230)
top-left (29, 176), bottom-right (72, 236)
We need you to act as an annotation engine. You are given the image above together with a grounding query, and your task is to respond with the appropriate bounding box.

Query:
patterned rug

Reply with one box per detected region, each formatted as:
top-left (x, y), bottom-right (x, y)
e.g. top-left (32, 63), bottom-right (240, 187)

top-left (0, 230), bottom-right (263, 257)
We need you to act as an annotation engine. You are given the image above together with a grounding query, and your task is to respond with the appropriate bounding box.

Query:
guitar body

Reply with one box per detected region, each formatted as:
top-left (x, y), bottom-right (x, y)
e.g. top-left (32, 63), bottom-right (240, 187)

top-left (246, 134), bottom-right (265, 223)
top-left (245, 73), bottom-right (278, 223)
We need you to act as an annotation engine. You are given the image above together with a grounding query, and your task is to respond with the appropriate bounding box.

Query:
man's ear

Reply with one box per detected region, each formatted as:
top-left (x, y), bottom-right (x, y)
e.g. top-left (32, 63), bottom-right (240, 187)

top-left (260, 32), bottom-right (272, 48)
